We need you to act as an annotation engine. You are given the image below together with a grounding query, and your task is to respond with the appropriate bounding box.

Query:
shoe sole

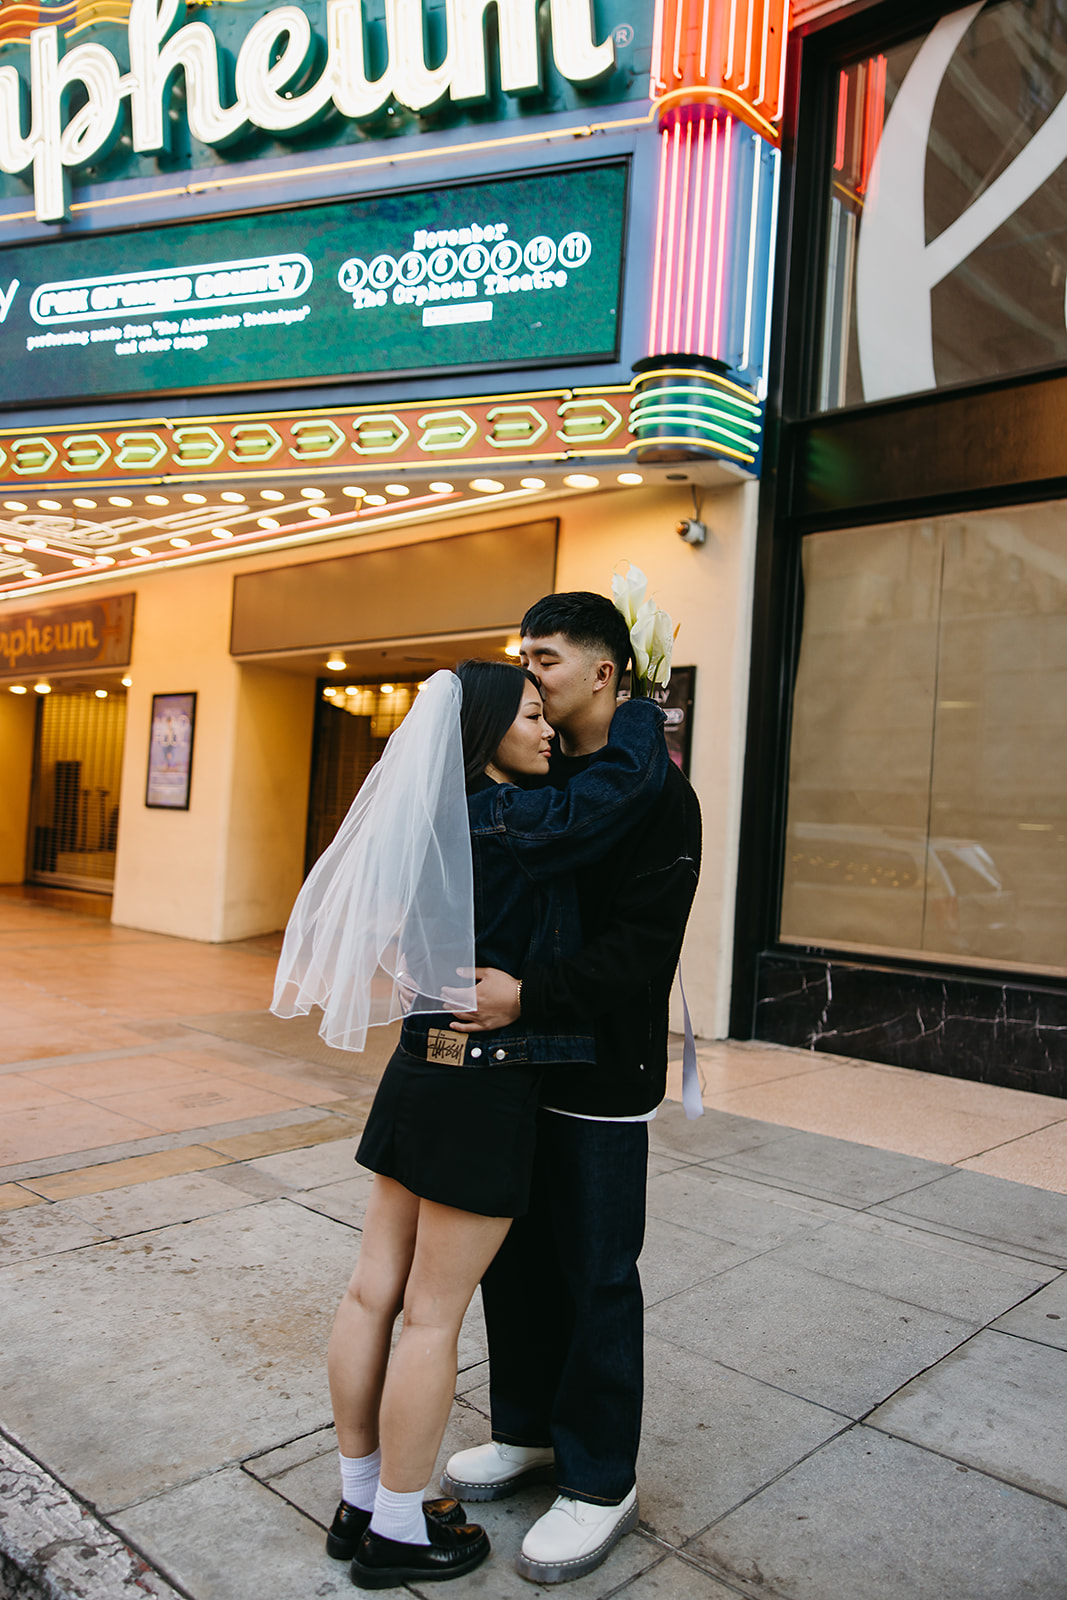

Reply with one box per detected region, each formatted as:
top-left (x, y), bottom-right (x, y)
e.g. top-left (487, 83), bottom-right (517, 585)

top-left (349, 1542), bottom-right (490, 1589)
top-left (514, 1497), bottom-right (640, 1585)
top-left (440, 1463), bottom-right (556, 1502)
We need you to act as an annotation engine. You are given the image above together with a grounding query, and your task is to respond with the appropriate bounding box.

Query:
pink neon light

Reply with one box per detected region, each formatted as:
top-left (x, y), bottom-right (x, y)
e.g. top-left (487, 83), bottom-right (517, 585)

top-left (834, 70), bottom-right (848, 169)
top-left (648, 125), bottom-right (671, 353)
top-left (697, 116), bottom-right (719, 356)
top-left (725, 0), bottom-right (739, 81)
top-left (711, 115), bottom-right (734, 357)
top-left (684, 114), bottom-right (707, 352)
top-left (757, 0), bottom-right (770, 105)
top-left (661, 121), bottom-right (683, 348)
top-left (673, 0), bottom-right (685, 83)
top-left (649, 0), bottom-right (666, 98)
top-left (672, 115), bottom-right (694, 351)
top-left (739, 0), bottom-right (756, 94)
top-left (775, 1), bottom-right (788, 118)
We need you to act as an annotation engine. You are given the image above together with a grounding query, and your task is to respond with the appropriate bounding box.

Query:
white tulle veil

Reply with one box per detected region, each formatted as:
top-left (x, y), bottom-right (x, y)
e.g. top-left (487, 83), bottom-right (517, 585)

top-left (271, 669), bottom-right (476, 1050)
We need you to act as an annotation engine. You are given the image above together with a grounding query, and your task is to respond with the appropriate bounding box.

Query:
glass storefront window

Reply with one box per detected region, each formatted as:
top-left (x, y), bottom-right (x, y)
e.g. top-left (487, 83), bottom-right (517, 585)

top-left (818, 0), bottom-right (1067, 411)
top-left (780, 503), bottom-right (1067, 975)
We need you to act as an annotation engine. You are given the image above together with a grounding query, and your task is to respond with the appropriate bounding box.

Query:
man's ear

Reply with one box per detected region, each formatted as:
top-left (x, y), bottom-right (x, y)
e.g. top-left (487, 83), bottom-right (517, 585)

top-left (592, 659), bottom-right (617, 694)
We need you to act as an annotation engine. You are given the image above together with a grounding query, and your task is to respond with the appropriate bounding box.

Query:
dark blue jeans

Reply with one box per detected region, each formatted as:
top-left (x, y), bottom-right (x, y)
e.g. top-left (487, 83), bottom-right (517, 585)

top-left (480, 1108), bottom-right (648, 1505)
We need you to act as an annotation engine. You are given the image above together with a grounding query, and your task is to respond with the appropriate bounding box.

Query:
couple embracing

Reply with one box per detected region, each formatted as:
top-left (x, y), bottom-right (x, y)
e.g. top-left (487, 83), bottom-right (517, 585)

top-left (273, 588), bottom-right (702, 1588)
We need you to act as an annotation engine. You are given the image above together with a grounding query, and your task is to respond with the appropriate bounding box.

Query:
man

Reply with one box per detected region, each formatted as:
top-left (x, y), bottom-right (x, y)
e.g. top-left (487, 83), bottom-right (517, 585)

top-left (443, 591), bottom-right (702, 1584)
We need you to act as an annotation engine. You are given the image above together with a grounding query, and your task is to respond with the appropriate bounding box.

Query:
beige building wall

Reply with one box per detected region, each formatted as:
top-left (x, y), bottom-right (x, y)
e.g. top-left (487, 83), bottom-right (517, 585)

top-left (0, 690), bottom-right (36, 882)
top-left (0, 476), bottom-right (759, 1031)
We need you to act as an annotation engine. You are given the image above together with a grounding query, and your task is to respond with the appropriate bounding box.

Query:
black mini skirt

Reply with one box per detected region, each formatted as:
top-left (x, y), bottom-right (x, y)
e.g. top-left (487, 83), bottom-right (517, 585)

top-left (356, 1047), bottom-right (543, 1218)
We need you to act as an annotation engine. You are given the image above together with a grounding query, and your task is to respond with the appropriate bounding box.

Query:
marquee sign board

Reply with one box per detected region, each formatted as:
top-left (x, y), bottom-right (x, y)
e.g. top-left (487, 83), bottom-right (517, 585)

top-left (0, 0), bottom-right (649, 221)
top-left (0, 162), bottom-right (628, 406)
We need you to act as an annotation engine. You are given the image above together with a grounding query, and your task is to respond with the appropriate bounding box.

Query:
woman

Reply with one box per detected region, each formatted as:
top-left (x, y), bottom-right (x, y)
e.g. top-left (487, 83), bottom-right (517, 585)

top-left (274, 661), bottom-right (667, 1589)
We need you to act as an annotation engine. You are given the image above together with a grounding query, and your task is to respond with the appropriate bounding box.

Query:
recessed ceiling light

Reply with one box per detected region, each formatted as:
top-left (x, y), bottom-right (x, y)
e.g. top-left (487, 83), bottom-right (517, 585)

top-left (3, 542), bottom-right (22, 553)
top-left (307, 505), bottom-right (330, 519)
top-left (504, 641), bottom-right (521, 657)
top-left (169, 537), bottom-right (191, 548)
top-left (211, 528), bottom-right (233, 540)
top-left (9, 685), bottom-right (28, 695)
top-left (130, 545), bottom-right (152, 557)
top-left (520, 477), bottom-right (546, 490)
top-left (121, 677), bottom-right (132, 687)
top-left (95, 688), bottom-right (108, 698)
top-left (469, 478), bottom-right (505, 492)
top-left (342, 486), bottom-right (365, 498)
top-left (301, 487), bottom-right (326, 499)
top-left (145, 494), bottom-right (169, 506)
top-left (363, 494), bottom-right (387, 506)
top-left (344, 685), bottom-right (359, 695)
top-left (70, 556), bottom-right (94, 567)
top-left (34, 682), bottom-right (51, 694)
top-left (183, 493), bottom-right (207, 504)
top-left (108, 496), bottom-right (132, 506)
top-left (221, 491), bottom-right (246, 503)
top-left (73, 498), bottom-right (97, 509)
top-left (4, 500), bottom-right (27, 511)
top-left (617, 472), bottom-right (643, 485)
top-left (26, 539), bottom-right (47, 550)
top-left (38, 498), bottom-right (62, 510)
top-left (563, 474), bottom-right (599, 489)
top-left (326, 654), bottom-right (347, 671)
top-left (380, 683), bottom-right (395, 694)
top-left (95, 555), bottom-right (116, 565)
top-left (257, 516), bottom-right (280, 530)
top-left (261, 489), bottom-right (285, 501)
top-left (429, 481), bottom-right (454, 493)
top-left (385, 484), bottom-right (409, 496)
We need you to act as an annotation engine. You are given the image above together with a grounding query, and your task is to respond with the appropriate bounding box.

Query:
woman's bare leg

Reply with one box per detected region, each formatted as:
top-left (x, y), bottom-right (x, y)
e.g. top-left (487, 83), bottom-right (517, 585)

top-left (328, 1174), bottom-right (421, 1458)
top-left (378, 1201), bottom-right (511, 1492)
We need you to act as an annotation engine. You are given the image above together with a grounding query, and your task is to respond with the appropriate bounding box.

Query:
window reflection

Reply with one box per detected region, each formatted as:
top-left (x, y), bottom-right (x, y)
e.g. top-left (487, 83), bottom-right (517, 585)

top-left (818, 0), bottom-right (1067, 410)
top-left (780, 505), bottom-right (1067, 975)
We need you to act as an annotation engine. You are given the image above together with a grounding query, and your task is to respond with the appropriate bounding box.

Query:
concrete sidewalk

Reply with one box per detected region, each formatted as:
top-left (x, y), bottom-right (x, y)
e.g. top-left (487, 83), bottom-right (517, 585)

top-left (2, 890), bottom-right (1067, 1598)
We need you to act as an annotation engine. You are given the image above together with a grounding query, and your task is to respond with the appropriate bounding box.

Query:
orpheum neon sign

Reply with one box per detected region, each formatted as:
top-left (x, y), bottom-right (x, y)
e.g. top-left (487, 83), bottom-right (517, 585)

top-left (0, 0), bottom-right (616, 223)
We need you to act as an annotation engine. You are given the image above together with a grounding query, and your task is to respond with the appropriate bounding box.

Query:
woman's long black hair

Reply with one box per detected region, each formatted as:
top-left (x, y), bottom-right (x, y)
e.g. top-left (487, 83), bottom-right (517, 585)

top-left (456, 659), bottom-right (540, 789)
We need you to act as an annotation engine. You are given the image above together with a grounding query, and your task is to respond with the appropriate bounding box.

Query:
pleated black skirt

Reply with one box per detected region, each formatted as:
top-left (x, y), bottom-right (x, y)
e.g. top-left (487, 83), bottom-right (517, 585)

top-left (356, 1047), bottom-right (543, 1217)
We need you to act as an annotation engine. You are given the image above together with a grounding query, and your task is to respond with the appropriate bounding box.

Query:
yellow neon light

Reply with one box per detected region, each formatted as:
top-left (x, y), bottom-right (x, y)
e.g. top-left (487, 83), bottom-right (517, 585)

top-left (653, 86), bottom-right (780, 142)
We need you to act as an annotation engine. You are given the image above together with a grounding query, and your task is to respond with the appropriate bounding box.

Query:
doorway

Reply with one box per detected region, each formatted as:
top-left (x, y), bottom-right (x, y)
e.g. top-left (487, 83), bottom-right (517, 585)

top-left (27, 688), bottom-right (127, 892)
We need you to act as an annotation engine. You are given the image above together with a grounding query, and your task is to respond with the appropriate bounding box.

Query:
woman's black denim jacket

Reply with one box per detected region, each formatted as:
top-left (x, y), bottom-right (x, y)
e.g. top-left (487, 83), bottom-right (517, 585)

top-left (401, 698), bottom-right (668, 1067)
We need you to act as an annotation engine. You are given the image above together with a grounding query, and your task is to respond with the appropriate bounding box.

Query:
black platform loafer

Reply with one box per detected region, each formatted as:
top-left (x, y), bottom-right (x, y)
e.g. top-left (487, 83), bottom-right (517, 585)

top-left (326, 1498), bottom-right (466, 1560)
top-left (349, 1516), bottom-right (490, 1588)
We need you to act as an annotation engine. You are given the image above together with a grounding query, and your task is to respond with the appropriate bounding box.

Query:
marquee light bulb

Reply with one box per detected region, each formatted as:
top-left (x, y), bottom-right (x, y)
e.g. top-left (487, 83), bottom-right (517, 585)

top-left (261, 489), bottom-right (285, 501)
top-left (38, 499), bottom-right (62, 510)
top-left (563, 474), bottom-right (599, 489)
top-left (146, 494), bottom-right (169, 506)
top-left (385, 484), bottom-right (409, 496)
top-left (301, 487), bottom-right (326, 499)
top-left (130, 545), bottom-right (152, 557)
top-left (183, 493), bottom-right (207, 504)
top-left (469, 478), bottom-right (504, 492)
top-left (108, 496), bottom-right (132, 506)
top-left (4, 500), bottom-right (27, 511)
top-left (169, 537), bottom-right (191, 548)
top-left (618, 472), bottom-right (643, 484)
top-left (429, 482), bottom-right (454, 493)
top-left (342, 486), bottom-right (366, 497)
top-left (73, 498), bottom-right (97, 509)
top-left (520, 477), bottom-right (545, 489)
top-left (210, 528), bottom-right (233, 540)
top-left (221, 491), bottom-right (246, 503)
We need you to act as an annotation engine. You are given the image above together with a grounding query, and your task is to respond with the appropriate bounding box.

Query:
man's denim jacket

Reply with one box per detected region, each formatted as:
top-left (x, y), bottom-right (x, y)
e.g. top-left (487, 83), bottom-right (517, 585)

top-left (401, 698), bottom-right (668, 1067)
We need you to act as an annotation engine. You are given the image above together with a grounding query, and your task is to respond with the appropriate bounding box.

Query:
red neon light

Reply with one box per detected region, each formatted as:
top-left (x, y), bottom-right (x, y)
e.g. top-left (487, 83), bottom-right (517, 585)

top-left (654, 0), bottom-right (790, 138)
top-left (648, 126), bottom-right (672, 354)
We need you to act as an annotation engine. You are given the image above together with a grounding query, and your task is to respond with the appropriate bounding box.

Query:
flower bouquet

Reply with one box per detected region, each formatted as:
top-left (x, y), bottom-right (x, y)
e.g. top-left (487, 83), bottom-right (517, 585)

top-left (612, 561), bottom-right (676, 698)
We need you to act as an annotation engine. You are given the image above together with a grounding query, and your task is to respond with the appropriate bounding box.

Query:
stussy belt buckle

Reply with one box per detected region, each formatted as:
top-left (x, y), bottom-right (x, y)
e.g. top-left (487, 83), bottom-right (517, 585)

top-left (426, 1029), bottom-right (466, 1066)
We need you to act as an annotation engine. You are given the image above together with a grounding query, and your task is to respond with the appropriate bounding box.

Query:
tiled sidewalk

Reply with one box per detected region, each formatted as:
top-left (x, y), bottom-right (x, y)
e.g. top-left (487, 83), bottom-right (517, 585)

top-left (2, 887), bottom-right (1067, 1599)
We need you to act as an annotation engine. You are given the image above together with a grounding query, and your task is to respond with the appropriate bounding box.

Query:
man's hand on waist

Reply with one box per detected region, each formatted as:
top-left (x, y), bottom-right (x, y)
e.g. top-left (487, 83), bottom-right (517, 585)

top-left (446, 967), bottom-right (522, 1032)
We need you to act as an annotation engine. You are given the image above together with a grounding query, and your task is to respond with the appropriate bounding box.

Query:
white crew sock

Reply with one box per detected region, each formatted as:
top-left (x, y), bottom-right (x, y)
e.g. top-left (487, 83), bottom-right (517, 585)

top-left (370, 1483), bottom-right (432, 1546)
top-left (339, 1447), bottom-right (381, 1512)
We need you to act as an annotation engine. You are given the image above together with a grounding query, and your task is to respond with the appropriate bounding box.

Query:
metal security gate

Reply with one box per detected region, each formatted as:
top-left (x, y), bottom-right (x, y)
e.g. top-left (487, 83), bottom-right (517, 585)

top-left (27, 689), bottom-right (128, 892)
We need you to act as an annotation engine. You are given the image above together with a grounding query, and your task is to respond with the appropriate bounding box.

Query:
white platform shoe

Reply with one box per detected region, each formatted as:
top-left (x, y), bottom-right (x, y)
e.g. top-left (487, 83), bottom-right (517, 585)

top-left (441, 1441), bottom-right (556, 1502)
top-left (516, 1486), bottom-right (639, 1584)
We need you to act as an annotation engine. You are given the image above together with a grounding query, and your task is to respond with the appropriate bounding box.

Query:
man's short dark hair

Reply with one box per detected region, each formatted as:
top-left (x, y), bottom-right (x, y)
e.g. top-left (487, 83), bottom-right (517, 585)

top-left (521, 591), bottom-right (632, 679)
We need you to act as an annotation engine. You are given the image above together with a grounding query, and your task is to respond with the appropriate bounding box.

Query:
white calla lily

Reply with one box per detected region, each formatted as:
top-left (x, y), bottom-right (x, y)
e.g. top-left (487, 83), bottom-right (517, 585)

top-left (611, 562), bottom-right (676, 696)
top-left (612, 562), bottom-right (648, 627)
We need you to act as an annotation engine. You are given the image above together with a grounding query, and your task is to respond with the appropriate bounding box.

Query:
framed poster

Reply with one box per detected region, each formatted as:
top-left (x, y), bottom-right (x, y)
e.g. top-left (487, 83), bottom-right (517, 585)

top-left (145, 693), bottom-right (197, 810)
top-left (618, 666), bottom-right (696, 776)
